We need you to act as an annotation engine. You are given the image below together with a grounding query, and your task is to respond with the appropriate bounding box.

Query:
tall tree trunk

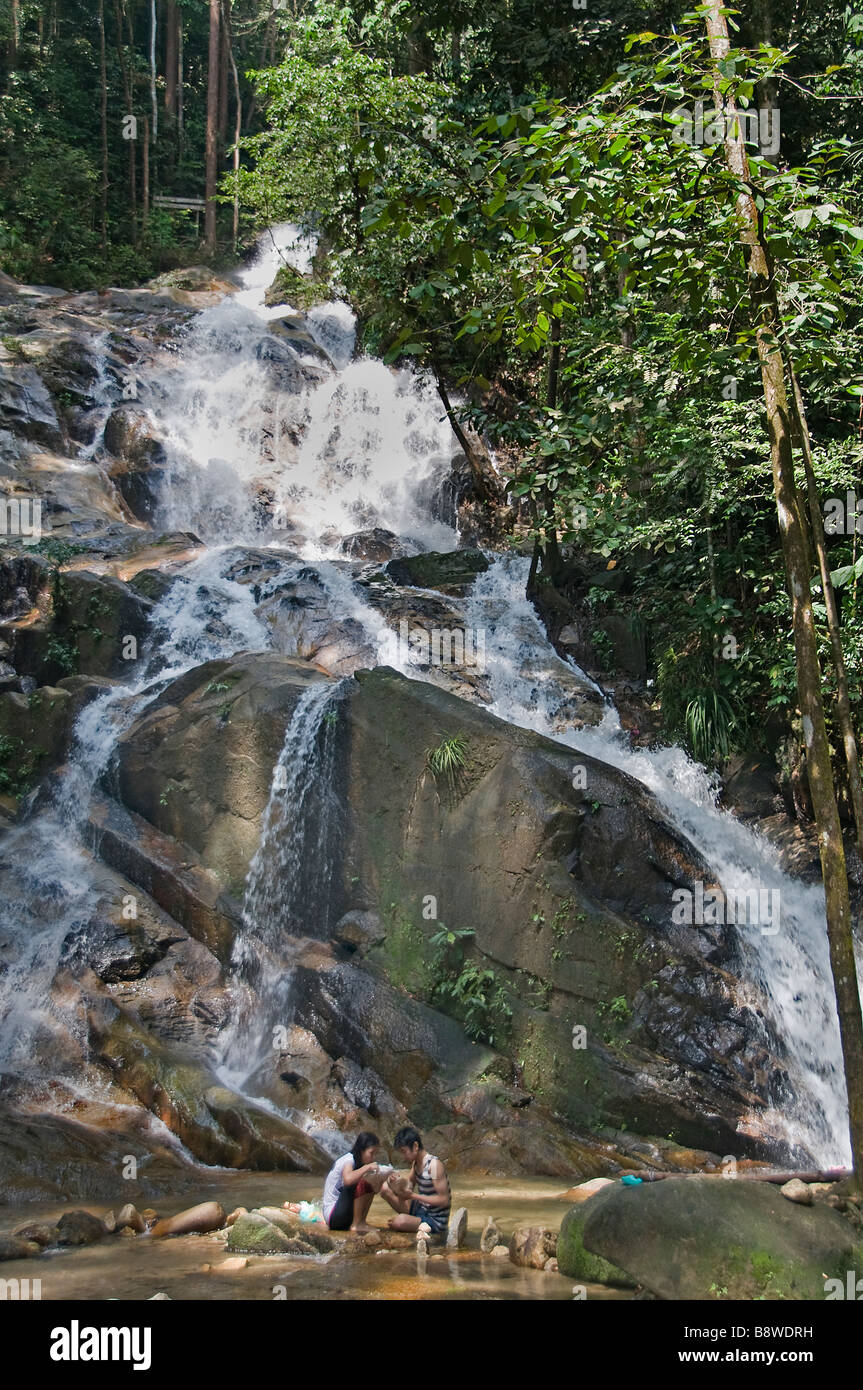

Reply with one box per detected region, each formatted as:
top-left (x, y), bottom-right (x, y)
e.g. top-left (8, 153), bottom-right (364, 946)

top-left (113, 0), bottom-right (137, 246)
top-left (546, 316), bottom-right (561, 410)
top-left (149, 0), bottom-right (158, 141)
top-left (704, 0), bottom-right (863, 1192)
top-left (784, 357), bottom-right (863, 854)
top-left (8, 0), bottom-right (19, 67)
top-left (204, 0), bottom-right (221, 255)
top-left (165, 1), bottom-right (178, 118)
top-left (218, 5), bottom-right (230, 157)
top-left (142, 113), bottom-right (150, 228)
top-left (177, 13), bottom-right (184, 149)
top-left (98, 0), bottom-right (109, 256)
top-left (223, 0), bottom-right (242, 249)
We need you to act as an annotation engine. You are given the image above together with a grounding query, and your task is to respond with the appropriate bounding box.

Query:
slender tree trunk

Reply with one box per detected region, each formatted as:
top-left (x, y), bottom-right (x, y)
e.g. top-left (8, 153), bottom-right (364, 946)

top-left (149, 0), bottom-right (158, 141)
top-left (9, 0), bottom-right (19, 67)
top-left (784, 358), bottom-right (863, 854)
top-left (98, 0), bottom-right (109, 256)
top-left (165, 1), bottom-right (178, 117)
top-left (113, 0), bottom-right (137, 246)
top-left (224, 0), bottom-right (242, 249)
top-left (177, 14), bottom-right (184, 150)
top-left (434, 365), bottom-right (500, 505)
top-left (705, 0), bottom-right (863, 1192)
top-left (142, 113), bottom-right (150, 228)
top-left (218, 7), bottom-right (230, 158)
top-left (546, 316), bottom-right (561, 410)
top-left (204, 0), bottom-right (221, 256)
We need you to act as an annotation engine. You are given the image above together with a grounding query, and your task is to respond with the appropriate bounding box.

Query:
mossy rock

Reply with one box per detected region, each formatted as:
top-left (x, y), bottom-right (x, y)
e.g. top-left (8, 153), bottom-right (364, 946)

top-left (384, 548), bottom-right (490, 594)
top-left (226, 1213), bottom-right (295, 1255)
top-left (558, 1191), bottom-right (637, 1286)
top-left (264, 265), bottom-right (331, 312)
top-left (577, 1176), bottom-right (863, 1300)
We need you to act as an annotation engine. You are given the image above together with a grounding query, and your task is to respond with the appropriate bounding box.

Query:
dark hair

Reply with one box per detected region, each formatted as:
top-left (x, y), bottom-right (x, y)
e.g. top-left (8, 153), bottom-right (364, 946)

top-left (351, 1130), bottom-right (379, 1165)
top-left (394, 1126), bottom-right (422, 1151)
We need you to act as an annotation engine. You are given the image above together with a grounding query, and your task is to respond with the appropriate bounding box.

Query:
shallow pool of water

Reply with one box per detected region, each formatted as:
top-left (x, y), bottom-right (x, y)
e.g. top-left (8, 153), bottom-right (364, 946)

top-left (0, 1172), bottom-right (631, 1301)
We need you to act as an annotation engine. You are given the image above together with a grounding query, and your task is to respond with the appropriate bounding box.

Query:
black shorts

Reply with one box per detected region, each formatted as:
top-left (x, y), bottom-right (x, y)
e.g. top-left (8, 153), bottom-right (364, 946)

top-left (327, 1183), bottom-right (354, 1230)
top-left (410, 1200), bottom-right (448, 1234)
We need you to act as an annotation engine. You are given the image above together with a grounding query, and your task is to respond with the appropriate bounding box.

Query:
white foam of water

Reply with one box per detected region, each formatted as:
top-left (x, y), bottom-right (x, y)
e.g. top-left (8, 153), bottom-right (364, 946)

top-left (144, 290), bottom-right (457, 555)
top-left (284, 359), bottom-right (457, 554)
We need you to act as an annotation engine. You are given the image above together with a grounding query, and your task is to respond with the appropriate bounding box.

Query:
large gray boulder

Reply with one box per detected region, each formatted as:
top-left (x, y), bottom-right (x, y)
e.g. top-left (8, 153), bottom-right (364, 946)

top-left (574, 1176), bottom-right (863, 1300)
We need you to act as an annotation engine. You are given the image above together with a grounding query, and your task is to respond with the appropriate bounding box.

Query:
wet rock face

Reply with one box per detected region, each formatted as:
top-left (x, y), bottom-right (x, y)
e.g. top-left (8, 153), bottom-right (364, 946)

top-left (0, 270), bottom-right (800, 1191)
top-left (338, 528), bottom-right (409, 563)
top-left (114, 652), bottom-right (331, 898)
top-left (104, 406), bottom-right (168, 522)
top-left (67, 649), bottom-right (784, 1163)
top-left (333, 665), bottom-right (778, 1154)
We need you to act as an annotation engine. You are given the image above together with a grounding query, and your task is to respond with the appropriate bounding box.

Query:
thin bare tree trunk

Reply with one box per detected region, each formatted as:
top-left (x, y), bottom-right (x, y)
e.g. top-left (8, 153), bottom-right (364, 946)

top-left (704, 0), bottom-right (863, 1194)
top-left (204, 0), bottom-right (221, 255)
top-left (785, 360), bottom-right (863, 854)
top-left (98, 0), bottom-right (109, 256)
top-left (149, 0), bottom-right (158, 141)
top-left (223, 0), bottom-right (242, 249)
top-left (113, 0), bottom-right (137, 246)
top-left (165, 0), bottom-right (178, 118)
top-left (9, 0), bottom-right (19, 67)
top-left (218, 7), bottom-right (230, 157)
top-left (142, 113), bottom-right (150, 228)
top-left (177, 14), bottom-right (184, 150)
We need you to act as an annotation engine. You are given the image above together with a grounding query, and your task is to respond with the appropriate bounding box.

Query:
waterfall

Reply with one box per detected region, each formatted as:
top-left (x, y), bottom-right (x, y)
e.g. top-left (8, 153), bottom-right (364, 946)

top-left (2, 222), bottom-right (857, 1172)
top-left (142, 224), bottom-right (458, 554)
top-left (220, 678), bottom-right (347, 1090)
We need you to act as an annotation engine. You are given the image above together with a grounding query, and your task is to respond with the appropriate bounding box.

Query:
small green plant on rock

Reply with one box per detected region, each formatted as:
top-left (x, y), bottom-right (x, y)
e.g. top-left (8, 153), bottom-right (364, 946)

top-left (426, 732), bottom-right (469, 786)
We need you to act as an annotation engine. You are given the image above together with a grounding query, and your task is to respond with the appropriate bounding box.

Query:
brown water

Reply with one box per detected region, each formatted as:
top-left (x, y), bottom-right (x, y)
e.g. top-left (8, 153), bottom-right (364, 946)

top-left (0, 1172), bottom-right (631, 1301)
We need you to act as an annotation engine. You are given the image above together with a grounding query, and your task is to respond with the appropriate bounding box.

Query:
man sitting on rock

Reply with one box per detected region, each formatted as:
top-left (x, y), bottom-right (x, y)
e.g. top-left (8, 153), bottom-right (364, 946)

top-left (380, 1126), bottom-right (451, 1239)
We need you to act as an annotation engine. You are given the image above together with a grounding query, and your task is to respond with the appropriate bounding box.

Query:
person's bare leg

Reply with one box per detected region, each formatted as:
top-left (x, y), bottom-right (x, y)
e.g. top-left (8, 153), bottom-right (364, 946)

top-left (388, 1212), bottom-right (422, 1232)
top-left (351, 1189), bottom-right (375, 1234)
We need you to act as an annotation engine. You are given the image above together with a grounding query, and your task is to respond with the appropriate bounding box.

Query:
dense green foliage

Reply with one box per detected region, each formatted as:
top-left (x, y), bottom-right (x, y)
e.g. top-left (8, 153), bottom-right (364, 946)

top-left (0, 0), bottom-right (278, 285)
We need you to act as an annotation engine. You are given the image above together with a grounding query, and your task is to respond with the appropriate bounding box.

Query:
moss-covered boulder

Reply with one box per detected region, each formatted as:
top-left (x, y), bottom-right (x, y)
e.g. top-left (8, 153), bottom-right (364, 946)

top-left (557, 1189), bottom-right (638, 1286)
top-left (0, 684), bottom-right (72, 796)
top-left (385, 547), bottom-right (490, 594)
top-left (226, 1212), bottom-right (296, 1255)
top-left (577, 1176), bottom-right (863, 1300)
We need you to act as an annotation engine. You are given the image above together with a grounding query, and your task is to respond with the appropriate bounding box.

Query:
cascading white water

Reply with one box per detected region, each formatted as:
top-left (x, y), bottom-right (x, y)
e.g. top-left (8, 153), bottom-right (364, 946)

top-left (144, 223), bottom-right (458, 554)
top-left (221, 679), bottom-right (347, 1090)
top-left (142, 228), bottom-right (859, 1165)
top-left (0, 547), bottom-right (275, 1076)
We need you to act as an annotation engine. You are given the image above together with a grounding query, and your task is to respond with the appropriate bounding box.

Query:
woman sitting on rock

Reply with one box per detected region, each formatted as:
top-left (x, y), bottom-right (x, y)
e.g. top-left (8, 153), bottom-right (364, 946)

top-left (320, 1131), bottom-right (386, 1234)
